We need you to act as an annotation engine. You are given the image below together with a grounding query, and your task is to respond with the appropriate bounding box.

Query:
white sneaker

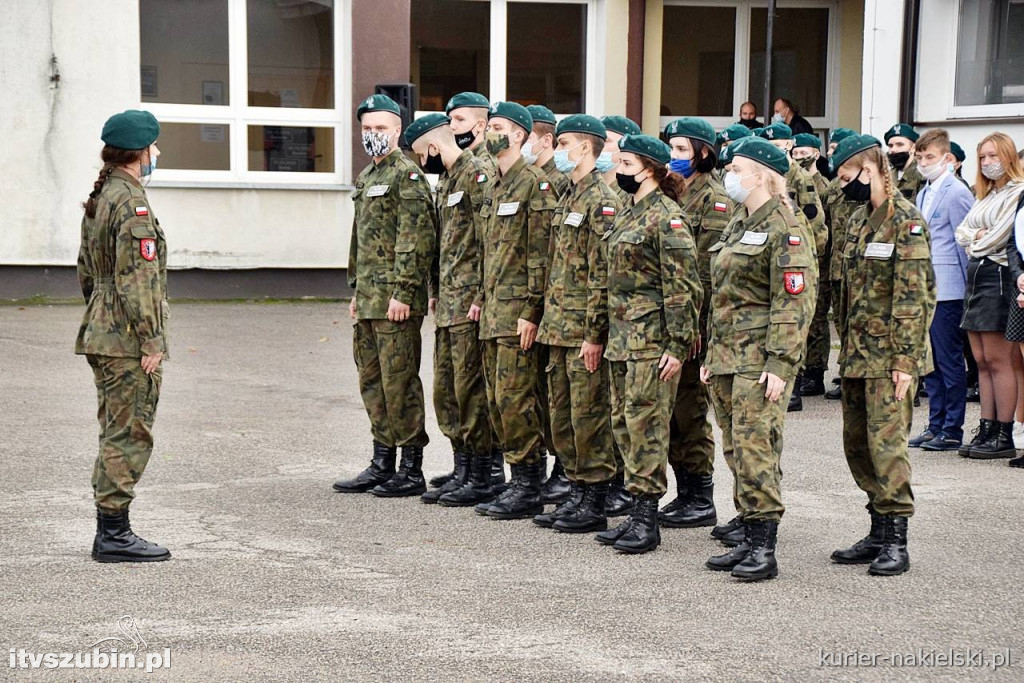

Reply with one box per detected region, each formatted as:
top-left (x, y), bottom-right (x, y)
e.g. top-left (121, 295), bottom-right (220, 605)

top-left (1013, 421), bottom-right (1024, 450)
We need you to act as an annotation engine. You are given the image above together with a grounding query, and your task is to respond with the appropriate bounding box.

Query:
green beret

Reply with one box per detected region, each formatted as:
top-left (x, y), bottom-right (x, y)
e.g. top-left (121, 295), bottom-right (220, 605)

top-left (601, 115), bottom-right (642, 137)
top-left (555, 114), bottom-right (606, 140)
top-left (750, 127), bottom-right (765, 138)
top-left (793, 133), bottom-right (822, 150)
top-left (618, 133), bottom-right (670, 166)
top-left (487, 101), bottom-right (532, 133)
top-left (719, 124), bottom-right (753, 144)
top-left (733, 137), bottom-right (789, 175)
top-left (526, 105), bottom-right (557, 126)
top-left (720, 143), bottom-right (737, 166)
top-left (759, 122), bottom-right (793, 141)
top-left (830, 134), bottom-right (882, 174)
top-left (445, 92), bottom-right (490, 114)
top-left (884, 123), bottom-right (919, 143)
top-left (404, 113), bottom-right (451, 147)
top-left (664, 117), bottom-right (716, 147)
top-left (830, 127), bottom-right (857, 144)
top-left (951, 141), bottom-right (966, 162)
top-left (101, 110), bottom-right (160, 150)
top-left (357, 94), bottom-right (401, 120)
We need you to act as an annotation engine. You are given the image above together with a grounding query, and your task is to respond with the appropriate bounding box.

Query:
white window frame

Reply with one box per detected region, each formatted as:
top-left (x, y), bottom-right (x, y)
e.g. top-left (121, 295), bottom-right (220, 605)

top-left (145, 0), bottom-right (352, 188)
top-left (659, 0), bottom-right (839, 134)
top-left (947, 0), bottom-right (1024, 119)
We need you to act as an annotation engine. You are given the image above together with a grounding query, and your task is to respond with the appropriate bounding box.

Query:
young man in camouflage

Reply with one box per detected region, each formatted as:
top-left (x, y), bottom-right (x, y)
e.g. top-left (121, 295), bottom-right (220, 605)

top-left (334, 95), bottom-right (436, 498)
top-left (885, 123), bottom-right (925, 203)
top-left (533, 115), bottom-right (621, 533)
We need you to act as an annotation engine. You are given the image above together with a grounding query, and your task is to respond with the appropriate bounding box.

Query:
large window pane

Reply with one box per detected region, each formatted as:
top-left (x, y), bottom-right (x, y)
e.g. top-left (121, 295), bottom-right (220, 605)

top-left (507, 2), bottom-right (586, 113)
top-left (956, 0), bottom-right (1024, 106)
top-left (661, 5), bottom-right (736, 118)
top-left (248, 0), bottom-right (334, 108)
top-left (140, 0), bottom-right (229, 105)
top-left (248, 126), bottom-right (335, 172)
top-left (411, 0), bottom-right (491, 112)
top-left (749, 8), bottom-right (829, 118)
top-left (157, 123), bottom-right (231, 170)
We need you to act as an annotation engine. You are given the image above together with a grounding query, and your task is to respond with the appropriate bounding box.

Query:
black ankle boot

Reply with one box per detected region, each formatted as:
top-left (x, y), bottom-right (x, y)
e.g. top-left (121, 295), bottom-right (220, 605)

top-left (421, 451), bottom-right (470, 504)
top-left (966, 421), bottom-right (1015, 459)
top-left (595, 516), bottom-right (634, 546)
top-left (799, 367), bottom-right (826, 396)
top-left (788, 387), bottom-right (803, 412)
top-left (554, 481), bottom-right (610, 533)
top-left (660, 473), bottom-right (717, 528)
top-left (1010, 453), bottom-right (1024, 468)
top-left (730, 520), bottom-right (779, 580)
top-left (428, 451), bottom-right (457, 489)
top-left (490, 448), bottom-right (507, 490)
top-left (711, 515), bottom-right (743, 541)
top-left (706, 539), bottom-right (750, 571)
top-left (605, 471), bottom-right (634, 517)
top-left (333, 441), bottom-right (396, 493)
top-left (439, 452), bottom-right (499, 507)
top-left (959, 419), bottom-right (996, 457)
top-left (831, 510), bottom-right (884, 564)
top-left (486, 459), bottom-right (544, 519)
top-left (613, 496), bottom-right (661, 553)
top-left (533, 482), bottom-right (582, 528)
top-left (92, 509), bottom-right (171, 563)
top-left (540, 457), bottom-right (572, 504)
top-left (869, 516), bottom-right (910, 576)
top-left (659, 465), bottom-right (690, 516)
top-left (371, 445), bottom-right (426, 497)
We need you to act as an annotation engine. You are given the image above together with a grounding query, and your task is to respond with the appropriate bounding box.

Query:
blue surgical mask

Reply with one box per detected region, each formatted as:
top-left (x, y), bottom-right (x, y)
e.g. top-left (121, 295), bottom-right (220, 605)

top-left (521, 141), bottom-right (539, 165)
top-left (141, 154), bottom-right (157, 177)
top-left (669, 158), bottom-right (695, 178)
top-left (595, 152), bottom-right (615, 173)
top-left (772, 113), bottom-right (784, 124)
top-left (554, 144), bottom-right (582, 174)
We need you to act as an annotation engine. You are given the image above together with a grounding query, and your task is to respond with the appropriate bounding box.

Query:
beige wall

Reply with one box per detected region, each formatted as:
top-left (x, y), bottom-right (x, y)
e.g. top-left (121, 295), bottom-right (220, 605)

top-left (837, 0), bottom-right (864, 130)
top-left (602, 0), bottom-right (630, 116)
top-left (642, 1), bottom-right (664, 134)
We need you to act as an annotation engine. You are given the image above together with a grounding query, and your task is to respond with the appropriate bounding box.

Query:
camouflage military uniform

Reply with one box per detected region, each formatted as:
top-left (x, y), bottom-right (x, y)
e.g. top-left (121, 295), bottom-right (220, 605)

top-left (540, 157), bottom-right (571, 199)
top-left (897, 161), bottom-right (926, 203)
top-left (473, 145), bottom-right (499, 184)
top-left (75, 169), bottom-right (169, 513)
top-left (803, 167), bottom-right (834, 373)
top-left (785, 162), bottom-right (828, 257)
top-left (537, 169), bottom-right (621, 484)
top-left (669, 172), bottom-right (732, 477)
top-left (605, 190), bottom-right (702, 497)
top-left (705, 198), bottom-right (817, 522)
top-left (431, 150), bottom-right (494, 459)
top-left (349, 149), bottom-right (435, 448)
top-left (837, 196), bottom-right (935, 518)
top-left (825, 178), bottom-right (865, 349)
top-left (479, 156), bottom-right (558, 465)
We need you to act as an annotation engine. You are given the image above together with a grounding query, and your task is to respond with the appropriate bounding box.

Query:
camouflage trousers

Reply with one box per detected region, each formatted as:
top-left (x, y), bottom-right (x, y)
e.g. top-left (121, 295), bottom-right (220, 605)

top-left (433, 323), bottom-right (491, 457)
top-left (353, 318), bottom-right (428, 448)
top-left (545, 345), bottom-right (616, 483)
top-left (804, 257), bottom-right (832, 370)
top-left (482, 338), bottom-right (544, 465)
top-left (841, 377), bottom-right (916, 517)
top-left (87, 355), bottom-right (162, 512)
top-left (669, 300), bottom-right (714, 476)
top-left (535, 344), bottom-right (557, 458)
top-left (608, 359), bottom-right (680, 497)
top-left (708, 373), bottom-right (790, 522)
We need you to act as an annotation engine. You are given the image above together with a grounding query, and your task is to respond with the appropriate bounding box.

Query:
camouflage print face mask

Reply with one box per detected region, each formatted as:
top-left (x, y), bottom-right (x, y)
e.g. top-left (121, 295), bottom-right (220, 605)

top-left (362, 131), bottom-right (394, 158)
top-left (485, 131), bottom-right (510, 156)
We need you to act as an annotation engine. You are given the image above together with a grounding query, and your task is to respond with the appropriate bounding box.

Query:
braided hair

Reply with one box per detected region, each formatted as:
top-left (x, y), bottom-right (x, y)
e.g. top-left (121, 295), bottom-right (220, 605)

top-left (82, 145), bottom-right (146, 218)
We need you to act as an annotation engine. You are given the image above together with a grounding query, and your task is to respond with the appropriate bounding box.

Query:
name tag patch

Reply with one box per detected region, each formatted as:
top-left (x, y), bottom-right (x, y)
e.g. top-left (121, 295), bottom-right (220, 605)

top-left (366, 185), bottom-right (390, 197)
top-left (865, 242), bottom-right (895, 259)
top-left (740, 231), bottom-right (769, 246)
top-left (447, 191), bottom-right (464, 207)
top-left (564, 212), bottom-right (584, 227)
top-left (497, 202), bottom-right (520, 216)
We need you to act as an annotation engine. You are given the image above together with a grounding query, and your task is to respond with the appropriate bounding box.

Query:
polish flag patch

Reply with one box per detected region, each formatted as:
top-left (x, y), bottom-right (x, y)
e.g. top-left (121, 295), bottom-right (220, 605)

top-left (140, 238), bottom-right (157, 261)
top-left (713, 202), bottom-right (728, 212)
top-left (602, 206), bottom-right (616, 216)
top-left (539, 181), bottom-right (550, 191)
top-left (134, 206), bottom-right (149, 216)
top-left (910, 224), bottom-right (923, 235)
top-left (670, 219), bottom-right (684, 230)
top-left (788, 235), bottom-right (802, 246)
top-left (784, 272), bottom-right (805, 295)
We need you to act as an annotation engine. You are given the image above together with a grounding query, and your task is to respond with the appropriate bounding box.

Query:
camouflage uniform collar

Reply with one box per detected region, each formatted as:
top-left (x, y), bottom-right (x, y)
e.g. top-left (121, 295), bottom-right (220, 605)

top-left (498, 155), bottom-right (527, 184)
top-left (109, 167), bottom-right (142, 188)
top-left (452, 149), bottom-right (474, 175)
top-left (541, 157), bottom-right (558, 176)
top-left (627, 188), bottom-right (661, 215)
top-left (572, 168), bottom-right (603, 194)
top-left (373, 148), bottom-right (403, 168)
top-left (685, 171), bottom-right (714, 197)
top-left (867, 199), bottom-right (893, 230)
top-left (744, 196), bottom-right (780, 227)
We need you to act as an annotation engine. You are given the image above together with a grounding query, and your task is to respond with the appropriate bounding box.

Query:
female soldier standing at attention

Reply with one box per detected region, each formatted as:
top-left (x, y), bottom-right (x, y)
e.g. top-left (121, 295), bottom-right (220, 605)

top-left (700, 138), bottom-right (816, 581)
top-left (76, 110), bottom-right (171, 563)
top-left (595, 134), bottom-right (702, 554)
top-left (830, 134), bottom-right (935, 576)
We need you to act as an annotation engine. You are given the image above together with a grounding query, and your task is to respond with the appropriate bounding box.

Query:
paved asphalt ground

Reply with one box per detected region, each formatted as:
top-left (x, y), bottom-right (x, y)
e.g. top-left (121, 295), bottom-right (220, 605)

top-left (1, 303), bottom-right (1020, 681)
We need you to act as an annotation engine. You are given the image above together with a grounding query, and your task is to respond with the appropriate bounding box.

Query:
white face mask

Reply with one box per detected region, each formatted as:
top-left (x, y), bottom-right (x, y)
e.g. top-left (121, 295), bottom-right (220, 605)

top-left (772, 112), bottom-right (785, 124)
top-left (919, 157), bottom-right (948, 182)
top-left (982, 161), bottom-right (1006, 181)
top-left (724, 171), bottom-right (754, 203)
top-left (521, 141), bottom-right (539, 165)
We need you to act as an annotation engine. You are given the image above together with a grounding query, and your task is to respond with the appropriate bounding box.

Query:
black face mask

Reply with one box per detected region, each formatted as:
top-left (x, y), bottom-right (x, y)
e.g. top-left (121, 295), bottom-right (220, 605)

top-left (616, 171), bottom-right (644, 195)
top-left (841, 169), bottom-right (872, 202)
top-left (423, 152), bottom-right (446, 175)
top-left (454, 131), bottom-right (476, 150)
top-left (887, 151), bottom-right (910, 170)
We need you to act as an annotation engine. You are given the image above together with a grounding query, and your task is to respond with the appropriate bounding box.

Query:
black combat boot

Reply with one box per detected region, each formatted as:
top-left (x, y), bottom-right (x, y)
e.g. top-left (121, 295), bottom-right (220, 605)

top-left (439, 453), bottom-right (499, 507)
top-left (540, 457), bottom-right (572, 504)
top-left (788, 382), bottom-right (803, 412)
top-left (605, 471), bottom-right (634, 517)
top-left (371, 445), bottom-right (426, 497)
top-left (486, 459), bottom-right (544, 519)
top-left (595, 516), bottom-right (634, 546)
top-left (730, 520), bottom-right (779, 580)
top-left (660, 473), bottom-right (717, 528)
top-left (712, 515), bottom-right (746, 547)
top-left (831, 510), bottom-right (884, 564)
top-left (490, 448), bottom-right (507, 491)
top-left (554, 481), bottom-right (609, 533)
top-left (966, 421), bottom-right (1015, 459)
top-left (613, 496), bottom-right (661, 554)
top-left (428, 451), bottom-right (457, 489)
top-left (92, 509), bottom-right (171, 563)
top-left (533, 482), bottom-right (582, 528)
top-left (959, 419), bottom-right (995, 457)
top-left (824, 381), bottom-right (842, 400)
top-left (1010, 453), bottom-right (1024, 468)
top-left (706, 538), bottom-right (750, 571)
top-left (868, 516), bottom-right (910, 576)
top-left (333, 441), bottom-right (396, 493)
top-left (799, 367), bottom-right (826, 396)
top-left (421, 451), bottom-right (470, 504)
top-left (659, 464), bottom-right (690, 517)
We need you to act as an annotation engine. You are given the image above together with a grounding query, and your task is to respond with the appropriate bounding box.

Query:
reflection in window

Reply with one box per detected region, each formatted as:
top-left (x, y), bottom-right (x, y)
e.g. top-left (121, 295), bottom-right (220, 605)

top-left (156, 123), bottom-right (231, 171)
top-left (749, 8), bottom-right (829, 118)
top-left (248, 0), bottom-right (334, 108)
top-left (956, 0), bottom-right (1024, 106)
top-left (661, 5), bottom-right (736, 118)
top-left (411, 0), bottom-right (491, 112)
top-left (248, 126), bottom-right (335, 172)
top-left (507, 2), bottom-right (586, 113)
top-left (140, 0), bottom-right (230, 105)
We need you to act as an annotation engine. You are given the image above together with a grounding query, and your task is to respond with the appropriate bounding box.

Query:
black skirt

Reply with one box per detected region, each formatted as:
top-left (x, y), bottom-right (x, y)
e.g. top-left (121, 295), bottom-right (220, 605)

top-left (962, 257), bottom-right (1013, 332)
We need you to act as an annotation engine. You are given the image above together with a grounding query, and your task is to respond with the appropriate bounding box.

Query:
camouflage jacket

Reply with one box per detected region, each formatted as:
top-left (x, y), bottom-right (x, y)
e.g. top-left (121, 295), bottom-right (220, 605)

top-left (431, 150), bottom-right (494, 328)
top-left (837, 196), bottom-right (935, 378)
top-left (538, 169), bottom-right (622, 347)
top-left (705, 198), bottom-right (817, 380)
top-left (825, 177), bottom-right (866, 282)
top-left (677, 172), bottom-right (733, 285)
top-left (473, 144), bottom-right (499, 180)
top-left (540, 157), bottom-right (571, 199)
top-left (479, 156), bottom-right (559, 339)
top-left (348, 149), bottom-right (436, 320)
top-left (75, 169), bottom-right (169, 359)
top-left (898, 161), bottom-right (926, 203)
top-left (786, 162), bottom-right (827, 257)
top-left (605, 189), bottom-right (702, 362)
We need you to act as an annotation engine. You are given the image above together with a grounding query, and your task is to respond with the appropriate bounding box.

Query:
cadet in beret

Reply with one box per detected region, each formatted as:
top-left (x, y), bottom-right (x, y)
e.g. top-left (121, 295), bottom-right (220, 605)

top-left (533, 115), bottom-right (621, 533)
top-left (885, 123), bottom-right (925, 202)
top-left (334, 95), bottom-right (436, 498)
top-left (950, 141), bottom-right (972, 191)
top-left (594, 134), bottom-right (702, 554)
top-left (77, 110), bottom-right (170, 563)
top-left (445, 92), bottom-right (498, 181)
top-left (474, 102), bottom-right (560, 520)
top-left (830, 134), bottom-right (935, 576)
top-left (701, 138), bottom-right (817, 581)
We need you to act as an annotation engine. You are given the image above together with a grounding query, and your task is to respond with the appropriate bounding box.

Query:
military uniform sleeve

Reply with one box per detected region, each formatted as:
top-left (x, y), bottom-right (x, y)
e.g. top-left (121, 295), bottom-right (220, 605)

top-left (77, 223), bottom-right (93, 303)
top-left (765, 224), bottom-right (816, 379)
top-left (113, 204), bottom-right (165, 356)
top-left (392, 171), bottom-right (437, 306)
top-left (469, 171), bottom-right (492, 310)
top-left (522, 179), bottom-right (557, 324)
top-left (890, 218), bottom-right (936, 375)
top-left (659, 216), bottom-right (702, 361)
top-left (584, 195), bottom-right (620, 344)
top-left (428, 180), bottom-right (442, 302)
top-left (347, 198), bottom-right (359, 291)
